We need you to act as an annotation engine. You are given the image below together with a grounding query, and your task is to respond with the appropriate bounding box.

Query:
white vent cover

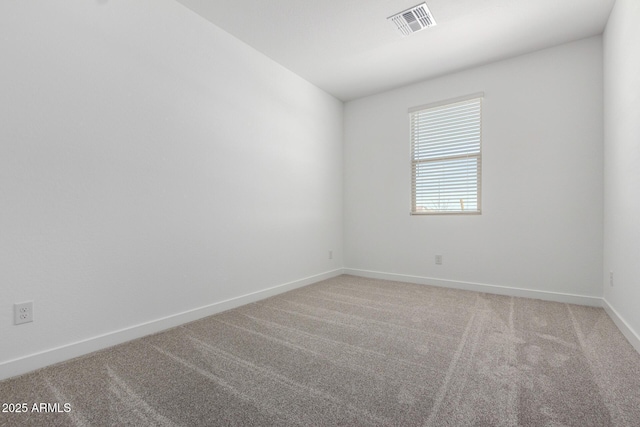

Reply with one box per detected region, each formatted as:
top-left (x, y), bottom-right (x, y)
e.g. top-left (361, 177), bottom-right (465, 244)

top-left (388, 3), bottom-right (437, 36)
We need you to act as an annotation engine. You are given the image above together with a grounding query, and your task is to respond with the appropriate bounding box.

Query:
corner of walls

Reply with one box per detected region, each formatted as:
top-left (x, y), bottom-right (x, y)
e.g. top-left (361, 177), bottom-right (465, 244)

top-left (344, 269), bottom-right (603, 307)
top-left (343, 36), bottom-right (604, 303)
top-left (602, 0), bottom-right (640, 355)
top-left (0, 0), bottom-right (344, 380)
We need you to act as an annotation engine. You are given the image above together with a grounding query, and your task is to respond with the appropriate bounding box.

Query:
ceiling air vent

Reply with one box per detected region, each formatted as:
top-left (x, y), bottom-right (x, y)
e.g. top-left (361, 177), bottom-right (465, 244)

top-left (388, 3), bottom-right (436, 37)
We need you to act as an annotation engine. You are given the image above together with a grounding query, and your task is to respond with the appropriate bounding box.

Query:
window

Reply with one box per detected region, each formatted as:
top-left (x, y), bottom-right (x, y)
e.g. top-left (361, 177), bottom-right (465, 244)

top-left (410, 93), bottom-right (483, 215)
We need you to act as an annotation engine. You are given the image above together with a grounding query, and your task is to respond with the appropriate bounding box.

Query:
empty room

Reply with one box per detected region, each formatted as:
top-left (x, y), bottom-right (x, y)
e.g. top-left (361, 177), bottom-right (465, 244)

top-left (1, 0), bottom-right (639, 425)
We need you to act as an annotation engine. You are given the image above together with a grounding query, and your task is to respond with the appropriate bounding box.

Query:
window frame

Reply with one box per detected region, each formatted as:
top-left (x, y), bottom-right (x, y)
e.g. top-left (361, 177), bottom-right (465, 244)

top-left (409, 93), bottom-right (484, 215)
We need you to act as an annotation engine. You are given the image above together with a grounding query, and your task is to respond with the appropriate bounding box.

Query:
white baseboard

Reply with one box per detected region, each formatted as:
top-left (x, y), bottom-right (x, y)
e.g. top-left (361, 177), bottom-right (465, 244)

top-left (6, 269), bottom-right (636, 382)
top-left (602, 298), bottom-right (640, 354)
top-left (0, 269), bottom-right (344, 382)
top-left (347, 269), bottom-right (640, 356)
top-left (344, 268), bottom-right (603, 307)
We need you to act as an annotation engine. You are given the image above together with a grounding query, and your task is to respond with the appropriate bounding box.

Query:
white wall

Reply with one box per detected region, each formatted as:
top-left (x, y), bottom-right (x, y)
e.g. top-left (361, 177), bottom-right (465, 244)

top-left (603, 0), bottom-right (640, 349)
top-left (344, 37), bottom-right (604, 302)
top-left (0, 0), bottom-right (343, 379)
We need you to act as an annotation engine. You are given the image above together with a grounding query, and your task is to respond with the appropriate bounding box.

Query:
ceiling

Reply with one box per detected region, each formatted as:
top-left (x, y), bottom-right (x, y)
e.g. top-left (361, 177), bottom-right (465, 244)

top-left (174, 0), bottom-right (615, 101)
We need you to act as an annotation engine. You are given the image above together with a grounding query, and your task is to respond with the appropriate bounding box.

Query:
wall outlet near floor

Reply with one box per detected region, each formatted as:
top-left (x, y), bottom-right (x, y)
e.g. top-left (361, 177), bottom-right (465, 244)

top-left (435, 255), bottom-right (443, 265)
top-left (14, 301), bottom-right (33, 325)
top-left (609, 271), bottom-right (614, 287)
top-left (329, 250), bottom-right (333, 260)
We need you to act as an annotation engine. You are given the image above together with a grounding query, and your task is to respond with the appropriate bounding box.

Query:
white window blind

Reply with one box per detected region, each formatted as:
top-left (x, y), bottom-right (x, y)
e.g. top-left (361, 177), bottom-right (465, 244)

top-left (410, 95), bottom-right (482, 215)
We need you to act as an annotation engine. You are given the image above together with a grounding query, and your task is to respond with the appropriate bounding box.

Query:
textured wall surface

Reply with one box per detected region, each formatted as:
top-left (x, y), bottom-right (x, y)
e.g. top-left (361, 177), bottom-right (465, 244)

top-left (0, 0), bottom-right (343, 378)
top-left (344, 37), bottom-right (604, 299)
top-left (603, 0), bottom-right (640, 347)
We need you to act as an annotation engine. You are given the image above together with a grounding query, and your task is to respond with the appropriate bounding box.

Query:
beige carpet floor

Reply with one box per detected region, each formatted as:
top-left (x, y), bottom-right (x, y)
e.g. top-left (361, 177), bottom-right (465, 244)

top-left (2, 275), bottom-right (640, 426)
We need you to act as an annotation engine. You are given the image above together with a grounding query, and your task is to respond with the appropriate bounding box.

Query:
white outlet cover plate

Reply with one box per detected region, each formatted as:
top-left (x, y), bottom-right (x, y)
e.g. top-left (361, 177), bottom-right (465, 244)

top-left (14, 301), bottom-right (33, 325)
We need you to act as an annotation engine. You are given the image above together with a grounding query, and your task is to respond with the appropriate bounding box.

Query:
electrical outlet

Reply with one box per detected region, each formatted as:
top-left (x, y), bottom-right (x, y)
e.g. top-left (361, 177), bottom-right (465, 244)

top-left (435, 255), bottom-right (442, 265)
top-left (329, 250), bottom-right (333, 260)
top-left (609, 271), bottom-right (614, 287)
top-left (14, 301), bottom-right (33, 325)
